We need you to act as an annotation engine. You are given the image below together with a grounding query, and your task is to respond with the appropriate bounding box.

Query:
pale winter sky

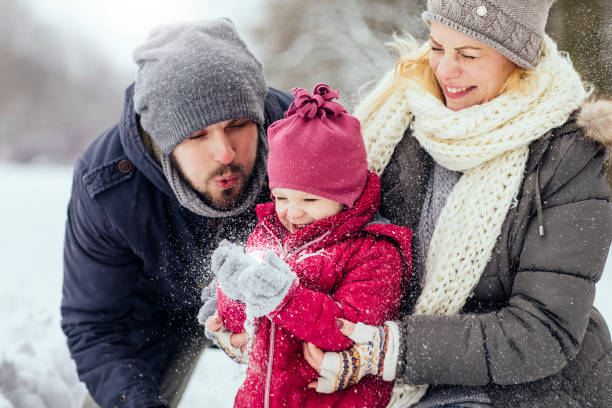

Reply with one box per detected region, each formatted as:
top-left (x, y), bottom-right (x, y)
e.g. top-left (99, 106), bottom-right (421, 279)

top-left (21, 0), bottom-right (261, 72)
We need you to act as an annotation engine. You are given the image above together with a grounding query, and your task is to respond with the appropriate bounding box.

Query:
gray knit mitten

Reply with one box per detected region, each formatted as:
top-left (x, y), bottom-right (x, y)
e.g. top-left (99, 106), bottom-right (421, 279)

top-left (238, 250), bottom-right (296, 317)
top-left (212, 240), bottom-right (257, 301)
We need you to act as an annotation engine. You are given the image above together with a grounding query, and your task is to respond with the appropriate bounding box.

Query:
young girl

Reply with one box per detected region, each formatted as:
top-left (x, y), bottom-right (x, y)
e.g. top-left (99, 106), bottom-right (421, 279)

top-left (210, 84), bottom-right (412, 408)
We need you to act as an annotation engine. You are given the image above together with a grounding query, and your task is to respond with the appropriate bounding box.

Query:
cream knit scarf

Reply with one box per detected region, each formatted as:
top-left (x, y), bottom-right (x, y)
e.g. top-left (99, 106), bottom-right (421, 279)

top-left (355, 36), bottom-right (586, 407)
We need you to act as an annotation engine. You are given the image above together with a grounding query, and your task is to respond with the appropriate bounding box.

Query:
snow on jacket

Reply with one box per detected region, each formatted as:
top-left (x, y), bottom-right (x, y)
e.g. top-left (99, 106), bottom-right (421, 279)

top-left (380, 101), bottom-right (612, 408)
top-left (217, 171), bottom-right (412, 408)
top-left (61, 83), bottom-right (291, 408)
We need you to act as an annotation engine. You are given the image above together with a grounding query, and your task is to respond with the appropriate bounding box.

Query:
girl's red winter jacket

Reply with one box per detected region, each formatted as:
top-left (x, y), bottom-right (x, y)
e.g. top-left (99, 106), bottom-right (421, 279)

top-left (217, 171), bottom-right (412, 408)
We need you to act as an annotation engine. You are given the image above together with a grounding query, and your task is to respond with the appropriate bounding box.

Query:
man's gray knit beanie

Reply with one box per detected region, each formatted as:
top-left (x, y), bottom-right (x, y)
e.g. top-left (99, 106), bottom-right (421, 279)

top-left (423, 0), bottom-right (556, 70)
top-left (133, 18), bottom-right (268, 154)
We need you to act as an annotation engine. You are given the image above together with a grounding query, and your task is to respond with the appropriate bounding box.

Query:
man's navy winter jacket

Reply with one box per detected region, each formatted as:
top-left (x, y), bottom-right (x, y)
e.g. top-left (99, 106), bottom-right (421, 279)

top-left (61, 84), bottom-right (291, 408)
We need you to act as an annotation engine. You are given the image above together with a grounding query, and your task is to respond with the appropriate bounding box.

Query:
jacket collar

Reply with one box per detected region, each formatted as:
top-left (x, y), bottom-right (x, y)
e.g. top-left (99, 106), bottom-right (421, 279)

top-left (119, 83), bottom-right (175, 198)
top-left (525, 99), bottom-right (612, 175)
top-left (525, 111), bottom-right (580, 175)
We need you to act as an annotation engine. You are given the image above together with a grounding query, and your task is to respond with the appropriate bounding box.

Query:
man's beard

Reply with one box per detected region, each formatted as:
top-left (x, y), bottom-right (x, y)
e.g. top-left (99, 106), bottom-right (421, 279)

top-left (170, 155), bottom-right (252, 211)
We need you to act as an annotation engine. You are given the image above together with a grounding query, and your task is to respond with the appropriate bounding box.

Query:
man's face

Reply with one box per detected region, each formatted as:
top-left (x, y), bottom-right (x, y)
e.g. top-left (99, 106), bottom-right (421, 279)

top-left (171, 119), bottom-right (259, 210)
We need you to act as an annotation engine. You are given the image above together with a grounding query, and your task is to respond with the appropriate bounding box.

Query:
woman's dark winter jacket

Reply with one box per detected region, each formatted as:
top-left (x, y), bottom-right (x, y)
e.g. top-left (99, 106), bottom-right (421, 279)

top-left (380, 101), bottom-right (612, 408)
top-left (61, 84), bottom-right (291, 408)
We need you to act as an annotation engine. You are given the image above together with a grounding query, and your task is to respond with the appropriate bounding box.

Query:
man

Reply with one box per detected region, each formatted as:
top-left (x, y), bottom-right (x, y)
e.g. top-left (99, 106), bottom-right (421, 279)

top-left (61, 19), bottom-right (291, 408)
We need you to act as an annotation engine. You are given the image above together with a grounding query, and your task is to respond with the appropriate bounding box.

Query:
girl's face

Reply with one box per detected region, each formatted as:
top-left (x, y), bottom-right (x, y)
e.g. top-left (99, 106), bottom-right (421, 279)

top-left (428, 22), bottom-right (515, 111)
top-left (272, 188), bottom-right (344, 233)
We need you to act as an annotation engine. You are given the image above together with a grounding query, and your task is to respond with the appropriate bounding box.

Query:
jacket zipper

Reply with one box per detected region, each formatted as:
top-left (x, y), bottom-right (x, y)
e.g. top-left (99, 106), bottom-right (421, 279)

top-left (264, 321), bottom-right (275, 408)
top-left (534, 166), bottom-right (545, 236)
top-left (259, 223), bottom-right (329, 407)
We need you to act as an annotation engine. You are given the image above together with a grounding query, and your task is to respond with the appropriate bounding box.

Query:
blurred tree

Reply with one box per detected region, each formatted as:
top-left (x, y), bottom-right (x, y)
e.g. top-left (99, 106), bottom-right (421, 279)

top-left (547, 0), bottom-right (612, 185)
top-left (548, 0), bottom-right (611, 97)
top-left (251, 0), bottom-right (610, 102)
top-left (249, 0), bottom-right (427, 109)
top-left (2, 0), bottom-right (609, 165)
top-left (250, 0), bottom-right (611, 183)
top-left (0, 0), bottom-right (130, 163)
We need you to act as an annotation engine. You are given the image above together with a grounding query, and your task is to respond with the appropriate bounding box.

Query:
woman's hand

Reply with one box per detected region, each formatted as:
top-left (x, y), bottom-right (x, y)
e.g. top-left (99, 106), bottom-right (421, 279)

top-left (303, 318), bottom-right (397, 393)
top-left (302, 342), bottom-right (323, 376)
top-left (205, 314), bottom-right (249, 363)
top-left (302, 318), bottom-right (355, 375)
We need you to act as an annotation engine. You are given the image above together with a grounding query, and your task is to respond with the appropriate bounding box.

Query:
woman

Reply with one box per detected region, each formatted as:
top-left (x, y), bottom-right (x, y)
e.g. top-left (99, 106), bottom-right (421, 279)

top-left (299, 0), bottom-right (612, 407)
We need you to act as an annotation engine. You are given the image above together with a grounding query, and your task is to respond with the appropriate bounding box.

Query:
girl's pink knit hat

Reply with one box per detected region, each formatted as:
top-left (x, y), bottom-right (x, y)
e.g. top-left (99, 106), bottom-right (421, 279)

top-left (267, 83), bottom-right (367, 207)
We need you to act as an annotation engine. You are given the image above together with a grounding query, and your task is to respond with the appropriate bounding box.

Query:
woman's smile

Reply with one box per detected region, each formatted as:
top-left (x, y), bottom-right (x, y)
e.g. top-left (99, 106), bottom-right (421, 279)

top-left (442, 85), bottom-right (477, 100)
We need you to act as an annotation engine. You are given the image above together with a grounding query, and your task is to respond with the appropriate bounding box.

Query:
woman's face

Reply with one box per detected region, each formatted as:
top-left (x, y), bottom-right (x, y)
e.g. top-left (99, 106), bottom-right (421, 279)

top-left (428, 22), bottom-right (515, 111)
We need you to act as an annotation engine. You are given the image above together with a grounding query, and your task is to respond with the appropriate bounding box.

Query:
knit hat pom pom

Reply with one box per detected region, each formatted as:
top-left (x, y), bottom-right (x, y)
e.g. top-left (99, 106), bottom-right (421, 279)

top-left (285, 83), bottom-right (346, 119)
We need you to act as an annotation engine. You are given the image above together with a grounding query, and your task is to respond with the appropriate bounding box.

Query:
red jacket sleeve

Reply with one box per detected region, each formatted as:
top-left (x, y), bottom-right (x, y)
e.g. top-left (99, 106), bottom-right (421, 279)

top-left (269, 237), bottom-right (404, 351)
top-left (216, 283), bottom-right (247, 334)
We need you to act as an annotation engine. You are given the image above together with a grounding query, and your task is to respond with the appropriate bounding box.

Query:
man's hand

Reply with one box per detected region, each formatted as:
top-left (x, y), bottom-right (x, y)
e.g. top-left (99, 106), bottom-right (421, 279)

top-left (205, 314), bottom-right (249, 364)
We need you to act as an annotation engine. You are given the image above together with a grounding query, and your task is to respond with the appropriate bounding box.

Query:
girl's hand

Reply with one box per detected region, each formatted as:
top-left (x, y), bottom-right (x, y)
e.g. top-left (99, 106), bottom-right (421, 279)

top-left (237, 250), bottom-right (297, 317)
top-left (303, 318), bottom-right (397, 393)
top-left (211, 240), bottom-right (253, 301)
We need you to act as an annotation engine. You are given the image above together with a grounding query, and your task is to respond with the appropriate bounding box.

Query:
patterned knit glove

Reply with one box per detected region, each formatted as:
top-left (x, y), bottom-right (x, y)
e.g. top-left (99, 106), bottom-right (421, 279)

top-left (238, 250), bottom-right (297, 317)
top-left (316, 321), bottom-right (400, 394)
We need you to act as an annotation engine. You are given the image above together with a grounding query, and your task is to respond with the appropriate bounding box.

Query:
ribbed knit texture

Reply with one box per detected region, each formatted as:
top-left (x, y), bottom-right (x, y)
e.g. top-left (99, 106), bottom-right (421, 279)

top-left (133, 19), bottom-right (268, 154)
top-left (423, 0), bottom-right (557, 69)
top-left (356, 35), bottom-right (586, 407)
top-left (413, 164), bottom-right (462, 289)
top-left (409, 166), bottom-right (493, 407)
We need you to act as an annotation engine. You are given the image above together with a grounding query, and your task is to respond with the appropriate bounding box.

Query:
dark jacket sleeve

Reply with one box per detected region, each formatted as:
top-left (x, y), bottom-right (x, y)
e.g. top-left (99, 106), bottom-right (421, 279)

top-left (61, 160), bottom-right (167, 408)
top-left (395, 132), bottom-right (612, 386)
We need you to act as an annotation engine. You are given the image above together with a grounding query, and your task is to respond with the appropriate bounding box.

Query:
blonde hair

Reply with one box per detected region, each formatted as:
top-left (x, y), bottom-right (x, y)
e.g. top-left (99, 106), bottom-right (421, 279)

top-left (359, 34), bottom-right (537, 126)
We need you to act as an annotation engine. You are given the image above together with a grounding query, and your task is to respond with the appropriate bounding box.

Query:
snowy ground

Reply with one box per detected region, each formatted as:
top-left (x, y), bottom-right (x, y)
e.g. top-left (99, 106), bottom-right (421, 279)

top-left (1, 160), bottom-right (611, 407)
